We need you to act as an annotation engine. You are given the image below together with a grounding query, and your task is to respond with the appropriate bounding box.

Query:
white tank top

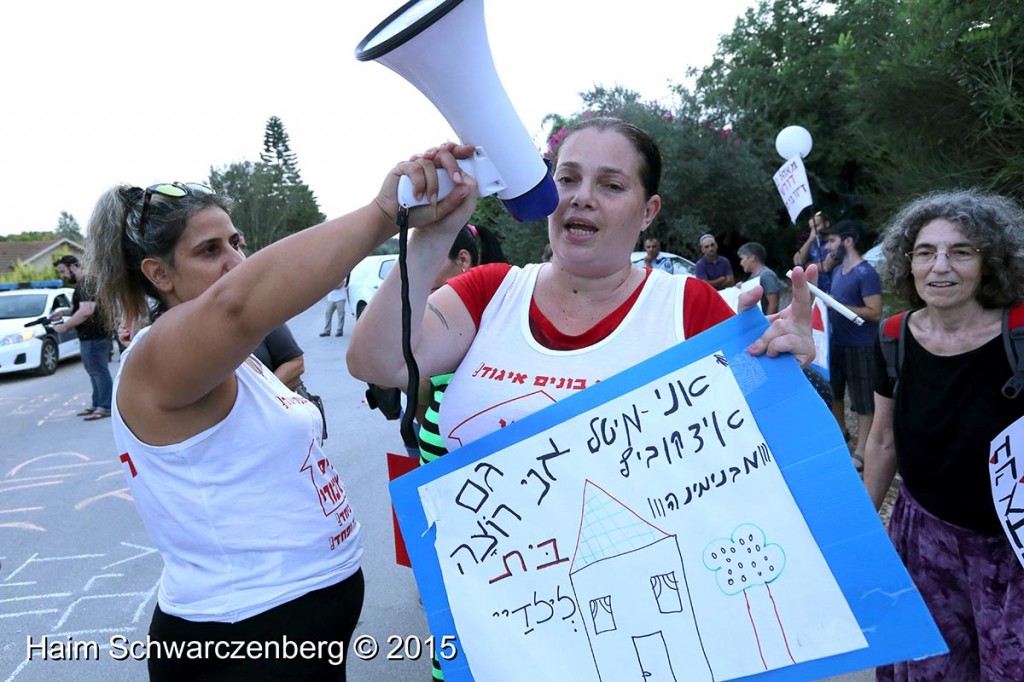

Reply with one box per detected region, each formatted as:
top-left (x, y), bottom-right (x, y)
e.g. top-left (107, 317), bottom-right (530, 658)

top-left (112, 327), bottom-right (362, 622)
top-left (440, 264), bottom-right (688, 450)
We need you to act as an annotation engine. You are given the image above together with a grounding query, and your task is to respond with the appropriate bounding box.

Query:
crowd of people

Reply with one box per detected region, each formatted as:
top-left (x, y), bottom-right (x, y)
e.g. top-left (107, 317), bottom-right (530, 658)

top-left (59, 113), bottom-right (1022, 682)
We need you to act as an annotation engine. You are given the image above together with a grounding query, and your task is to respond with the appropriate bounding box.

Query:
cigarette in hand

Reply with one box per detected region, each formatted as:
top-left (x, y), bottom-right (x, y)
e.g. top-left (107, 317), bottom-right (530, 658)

top-left (786, 270), bottom-right (865, 326)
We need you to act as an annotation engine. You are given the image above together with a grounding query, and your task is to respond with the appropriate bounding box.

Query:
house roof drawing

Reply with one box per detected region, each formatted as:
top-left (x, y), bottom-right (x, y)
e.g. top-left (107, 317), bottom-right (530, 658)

top-left (570, 480), bottom-right (670, 573)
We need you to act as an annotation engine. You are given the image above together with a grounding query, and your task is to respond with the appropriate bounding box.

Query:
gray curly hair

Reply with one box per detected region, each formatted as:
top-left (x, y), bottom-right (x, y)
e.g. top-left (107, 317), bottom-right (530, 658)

top-left (881, 189), bottom-right (1024, 309)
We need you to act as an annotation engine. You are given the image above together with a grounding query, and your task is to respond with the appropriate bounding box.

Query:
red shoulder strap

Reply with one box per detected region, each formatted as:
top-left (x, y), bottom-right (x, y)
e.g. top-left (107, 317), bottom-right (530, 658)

top-left (1008, 303), bottom-right (1024, 329)
top-left (882, 311), bottom-right (907, 339)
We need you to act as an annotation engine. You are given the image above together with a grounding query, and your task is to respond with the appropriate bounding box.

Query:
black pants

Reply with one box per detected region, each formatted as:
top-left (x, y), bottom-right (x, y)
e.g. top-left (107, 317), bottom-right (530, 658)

top-left (148, 569), bottom-right (364, 681)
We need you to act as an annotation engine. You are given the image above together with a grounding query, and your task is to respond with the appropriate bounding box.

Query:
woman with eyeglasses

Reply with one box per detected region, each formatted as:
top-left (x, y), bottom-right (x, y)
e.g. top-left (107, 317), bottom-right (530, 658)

top-left (84, 161), bottom-right (471, 680)
top-left (864, 189), bottom-right (1024, 682)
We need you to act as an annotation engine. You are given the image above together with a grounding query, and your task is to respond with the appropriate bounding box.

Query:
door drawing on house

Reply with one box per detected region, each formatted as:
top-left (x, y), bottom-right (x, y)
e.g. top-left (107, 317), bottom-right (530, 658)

top-left (568, 480), bottom-right (714, 682)
top-left (633, 631), bottom-right (676, 680)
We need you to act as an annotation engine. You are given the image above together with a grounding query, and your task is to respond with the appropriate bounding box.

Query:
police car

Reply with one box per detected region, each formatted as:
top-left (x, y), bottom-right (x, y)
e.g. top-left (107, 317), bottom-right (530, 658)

top-left (0, 285), bottom-right (81, 376)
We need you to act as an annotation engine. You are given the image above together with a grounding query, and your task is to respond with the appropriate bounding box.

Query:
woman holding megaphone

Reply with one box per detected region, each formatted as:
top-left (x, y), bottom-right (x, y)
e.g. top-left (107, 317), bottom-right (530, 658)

top-left (82, 150), bottom-right (473, 680)
top-left (349, 116), bottom-right (817, 463)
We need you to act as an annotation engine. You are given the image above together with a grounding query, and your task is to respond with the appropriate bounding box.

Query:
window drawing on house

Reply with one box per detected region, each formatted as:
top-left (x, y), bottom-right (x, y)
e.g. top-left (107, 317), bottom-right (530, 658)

top-left (569, 480), bottom-right (713, 682)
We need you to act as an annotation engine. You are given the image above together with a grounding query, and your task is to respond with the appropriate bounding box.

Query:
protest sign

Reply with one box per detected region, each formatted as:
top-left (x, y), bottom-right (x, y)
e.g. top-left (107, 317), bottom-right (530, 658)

top-left (990, 415), bottom-right (1024, 570)
top-left (810, 297), bottom-right (830, 380)
top-left (393, 310), bottom-right (945, 681)
top-left (774, 156), bottom-right (813, 223)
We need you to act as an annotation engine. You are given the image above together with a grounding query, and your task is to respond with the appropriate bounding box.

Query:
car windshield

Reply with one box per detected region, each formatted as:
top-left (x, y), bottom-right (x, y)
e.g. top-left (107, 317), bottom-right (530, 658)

top-left (0, 293), bottom-right (48, 319)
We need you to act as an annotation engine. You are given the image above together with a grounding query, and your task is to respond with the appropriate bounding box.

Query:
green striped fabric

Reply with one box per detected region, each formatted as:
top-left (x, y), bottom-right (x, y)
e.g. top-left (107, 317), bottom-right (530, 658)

top-left (418, 372), bottom-right (453, 681)
top-left (418, 373), bottom-right (453, 466)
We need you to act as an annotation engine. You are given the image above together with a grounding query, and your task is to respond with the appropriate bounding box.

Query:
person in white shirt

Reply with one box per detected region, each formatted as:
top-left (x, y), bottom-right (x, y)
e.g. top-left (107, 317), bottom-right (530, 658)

top-left (321, 276), bottom-right (349, 336)
top-left (82, 151), bottom-right (469, 679)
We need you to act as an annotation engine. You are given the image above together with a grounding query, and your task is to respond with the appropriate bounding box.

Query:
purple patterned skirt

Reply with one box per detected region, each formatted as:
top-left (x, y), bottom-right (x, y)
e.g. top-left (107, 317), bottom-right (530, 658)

top-left (877, 487), bottom-right (1024, 682)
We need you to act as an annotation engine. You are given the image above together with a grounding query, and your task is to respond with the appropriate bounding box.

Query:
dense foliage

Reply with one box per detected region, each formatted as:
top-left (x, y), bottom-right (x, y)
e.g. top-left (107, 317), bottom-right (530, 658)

top-left (208, 116), bottom-right (325, 251)
top-left (507, 0), bottom-right (1022, 269)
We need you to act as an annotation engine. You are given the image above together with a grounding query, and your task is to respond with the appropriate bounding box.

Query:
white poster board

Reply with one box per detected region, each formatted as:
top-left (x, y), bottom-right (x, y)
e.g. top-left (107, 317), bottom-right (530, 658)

top-left (990, 415), bottom-right (1024, 570)
top-left (392, 311), bottom-right (946, 681)
top-left (774, 156), bottom-right (813, 223)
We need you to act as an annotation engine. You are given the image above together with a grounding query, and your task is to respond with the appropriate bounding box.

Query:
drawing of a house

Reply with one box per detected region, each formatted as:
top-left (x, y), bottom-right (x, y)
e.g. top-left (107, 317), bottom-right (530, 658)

top-left (568, 480), bottom-right (713, 682)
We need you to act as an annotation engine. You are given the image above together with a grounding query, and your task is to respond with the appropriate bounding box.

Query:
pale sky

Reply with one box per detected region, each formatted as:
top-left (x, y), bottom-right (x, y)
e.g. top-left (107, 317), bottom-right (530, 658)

top-left (0, 0), bottom-right (756, 237)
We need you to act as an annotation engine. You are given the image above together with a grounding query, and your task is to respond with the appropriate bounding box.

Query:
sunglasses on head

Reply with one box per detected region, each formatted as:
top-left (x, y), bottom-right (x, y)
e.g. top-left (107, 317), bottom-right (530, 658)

top-left (135, 182), bottom-right (214, 236)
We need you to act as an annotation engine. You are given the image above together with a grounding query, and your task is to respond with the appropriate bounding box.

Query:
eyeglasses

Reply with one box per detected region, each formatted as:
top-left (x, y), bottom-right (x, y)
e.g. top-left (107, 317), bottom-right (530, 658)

top-left (136, 182), bottom-right (214, 235)
top-left (905, 247), bottom-right (981, 265)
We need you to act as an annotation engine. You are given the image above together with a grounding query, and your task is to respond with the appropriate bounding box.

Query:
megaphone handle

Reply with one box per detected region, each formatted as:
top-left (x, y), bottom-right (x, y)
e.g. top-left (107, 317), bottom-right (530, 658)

top-left (396, 148), bottom-right (504, 209)
top-left (398, 168), bottom-right (456, 209)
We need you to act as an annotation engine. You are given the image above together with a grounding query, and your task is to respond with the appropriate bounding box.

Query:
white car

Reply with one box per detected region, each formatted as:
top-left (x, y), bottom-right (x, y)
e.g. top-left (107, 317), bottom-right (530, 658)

top-left (0, 287), bottom-right (81, 376)
top-left (348, 253), bottom-right (397, 319)
top-left (630, 251), bottom-right (697, 276)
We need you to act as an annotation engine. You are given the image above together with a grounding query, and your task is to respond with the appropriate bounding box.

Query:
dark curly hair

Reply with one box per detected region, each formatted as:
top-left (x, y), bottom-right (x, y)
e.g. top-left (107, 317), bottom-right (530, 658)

top-left (881, 189), bottom-right (1024, 309)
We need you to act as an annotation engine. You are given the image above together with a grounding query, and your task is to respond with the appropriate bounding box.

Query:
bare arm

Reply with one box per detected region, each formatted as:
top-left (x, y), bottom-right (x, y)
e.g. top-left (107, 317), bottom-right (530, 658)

top-left (849, 293), bottom-right (883, 323)
top-left (121, 147), bottom-right (475, 416)
top-left (53, 301), bottom-right (95, 333)
top-left (764, 292), bottom-right (779, 316)
top-left (793, 230), bottom-right (817, 266)
top-left (864, 393), bottom-right (898, 510)
top-left (274, 355), bottom-right (305, 390)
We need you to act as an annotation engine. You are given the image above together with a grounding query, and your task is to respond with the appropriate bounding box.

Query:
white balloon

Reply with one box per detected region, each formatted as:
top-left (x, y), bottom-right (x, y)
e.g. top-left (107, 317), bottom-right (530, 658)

top-left (775, 125), bottom-right (813, 160)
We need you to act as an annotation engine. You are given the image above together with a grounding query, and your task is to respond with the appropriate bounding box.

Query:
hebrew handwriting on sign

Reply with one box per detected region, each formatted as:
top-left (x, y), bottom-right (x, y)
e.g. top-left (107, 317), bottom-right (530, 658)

top-left (990, 416), bottom-right (1024, 570)
top-left (415, 350), bottom-right (870, 682)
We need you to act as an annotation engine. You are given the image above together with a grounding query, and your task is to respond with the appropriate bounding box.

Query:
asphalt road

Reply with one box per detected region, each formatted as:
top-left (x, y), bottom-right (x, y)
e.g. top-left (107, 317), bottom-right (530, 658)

top-left (0, 303), bottom-right (873, 682)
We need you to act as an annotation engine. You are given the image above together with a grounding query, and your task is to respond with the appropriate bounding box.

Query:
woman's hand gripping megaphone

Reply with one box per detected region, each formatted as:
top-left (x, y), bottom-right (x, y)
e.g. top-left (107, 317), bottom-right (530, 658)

top-left (379, 142), bottom-right (480, 229)
top-left (397, 146), bottom-right (503, 226)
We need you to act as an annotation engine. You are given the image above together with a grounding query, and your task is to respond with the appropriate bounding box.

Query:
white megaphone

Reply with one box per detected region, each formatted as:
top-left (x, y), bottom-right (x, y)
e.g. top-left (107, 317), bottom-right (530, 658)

top-left (356, 0), bottom-right (557, 222)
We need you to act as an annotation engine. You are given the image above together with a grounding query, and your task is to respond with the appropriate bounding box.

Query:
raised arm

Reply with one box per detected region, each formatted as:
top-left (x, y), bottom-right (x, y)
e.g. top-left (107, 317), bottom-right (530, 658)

top-left (347, 145), bottom-right (480, 389)
top-left (122, 145), bottom-right (475, 415)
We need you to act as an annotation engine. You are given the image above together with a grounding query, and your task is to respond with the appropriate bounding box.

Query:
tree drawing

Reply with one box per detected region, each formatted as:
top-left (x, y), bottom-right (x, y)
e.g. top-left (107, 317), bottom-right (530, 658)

top-left (702, 523), bottom-right (795, 670)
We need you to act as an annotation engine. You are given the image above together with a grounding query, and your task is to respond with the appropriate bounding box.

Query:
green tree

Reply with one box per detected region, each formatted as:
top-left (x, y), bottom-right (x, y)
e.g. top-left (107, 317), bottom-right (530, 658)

top-left (691, 0), bottom-right (866, 225)
top-left (0, 231), bottom-right (56, 242)
top-left (261, 115), bottom-right (301, 184)
top-left (835, 0), bottom-right (1024, 210)
top-left (469, 195), bottom-right (548, 266)
top-left (208, 161), bottom-right (291, 251)
top-left (532, 86), bottom-right (776, 264)
top-left (208, 117), bottom-right (327, 250)
top-left (689, 0), bottom-right (1024, 241)
top-left (55, 211), bottom-right (83, 241)
top-left (259, 116), bottom-right (325, 235)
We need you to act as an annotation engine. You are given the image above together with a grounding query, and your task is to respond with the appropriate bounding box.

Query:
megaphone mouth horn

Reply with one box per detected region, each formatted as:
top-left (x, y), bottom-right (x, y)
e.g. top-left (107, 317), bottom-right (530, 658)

top-left (356, 0), bottom-right (465, 62)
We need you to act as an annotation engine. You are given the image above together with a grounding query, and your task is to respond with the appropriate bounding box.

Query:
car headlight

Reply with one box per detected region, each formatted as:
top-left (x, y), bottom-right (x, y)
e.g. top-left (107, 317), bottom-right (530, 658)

top-left (0, 331), bottom-right (36, 346)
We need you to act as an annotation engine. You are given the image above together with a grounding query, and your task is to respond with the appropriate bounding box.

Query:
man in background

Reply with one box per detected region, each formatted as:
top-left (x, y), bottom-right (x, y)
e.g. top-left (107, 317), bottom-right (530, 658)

top-left (737, 242), bottom-right (781, 315)
top-left (321, 276), bottom-right (349, 337)
top-left (52, 255), bottom-right (113, 421)
top-left (794, 210), bottom-right (838, 292)
top-left (821, 220), bottom-right (882, 472)
top-left (642, 237), bottom-right (673, 273)
top-left (694, 233), bottom-right (734, 290)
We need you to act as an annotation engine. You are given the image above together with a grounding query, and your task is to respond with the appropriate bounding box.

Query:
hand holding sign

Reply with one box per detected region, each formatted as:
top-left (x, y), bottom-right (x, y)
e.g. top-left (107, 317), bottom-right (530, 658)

top-left (747, 264), bottom-right (818, 366)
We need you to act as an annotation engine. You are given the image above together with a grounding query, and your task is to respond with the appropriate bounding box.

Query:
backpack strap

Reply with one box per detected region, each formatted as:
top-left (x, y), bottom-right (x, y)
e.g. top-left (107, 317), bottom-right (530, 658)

top-left (879, 311), bottom-right (910, 397)
top-left (1000, 304), bottom-right (1024, 398)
